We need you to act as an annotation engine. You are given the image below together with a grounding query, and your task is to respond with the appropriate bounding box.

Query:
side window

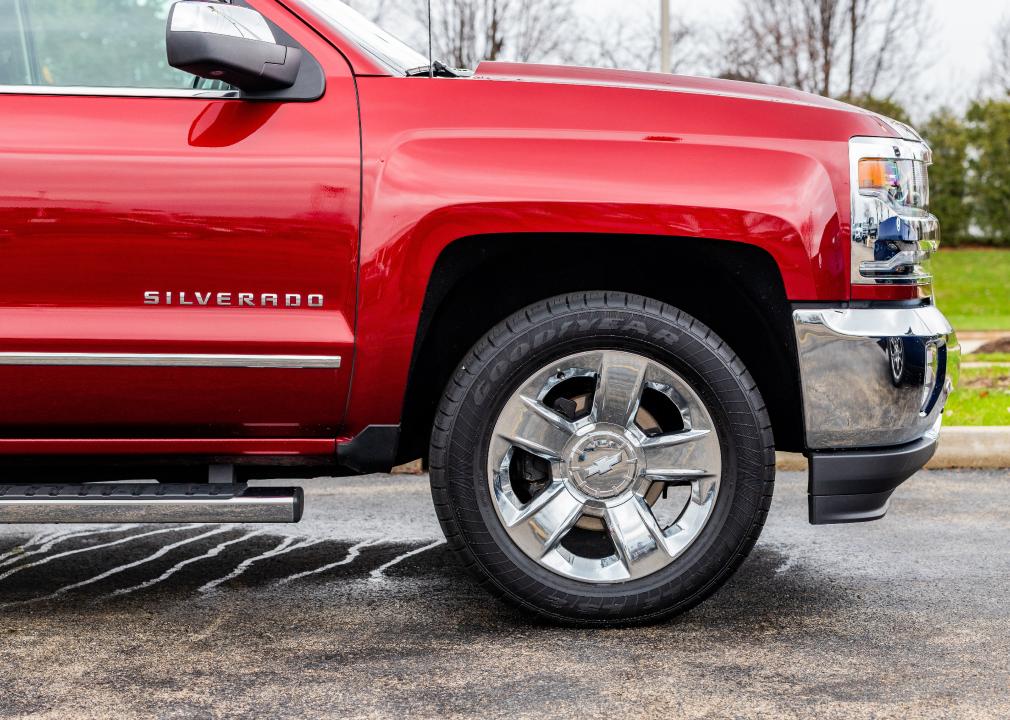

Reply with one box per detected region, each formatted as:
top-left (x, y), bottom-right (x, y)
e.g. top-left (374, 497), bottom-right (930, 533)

top-left (0, 1), bottom-right (30, 84)
top-left (1, 0), bottom-right (228, 90)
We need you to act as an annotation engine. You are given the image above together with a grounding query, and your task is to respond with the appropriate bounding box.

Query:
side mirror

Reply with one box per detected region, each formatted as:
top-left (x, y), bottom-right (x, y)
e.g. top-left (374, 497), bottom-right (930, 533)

top-left (167, 1), bottom-right (302, 92)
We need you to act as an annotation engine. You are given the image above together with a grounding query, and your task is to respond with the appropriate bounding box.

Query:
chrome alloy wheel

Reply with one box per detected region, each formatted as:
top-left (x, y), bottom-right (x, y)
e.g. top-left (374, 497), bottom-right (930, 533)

top-left (487, 349), bottom-right (723, 584)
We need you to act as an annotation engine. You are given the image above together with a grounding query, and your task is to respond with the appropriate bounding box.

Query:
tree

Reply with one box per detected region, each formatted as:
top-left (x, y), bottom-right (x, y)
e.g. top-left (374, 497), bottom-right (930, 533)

top-left (920, 109), bottom-right (971, 245)
top-left (343, 0), bottom-right (391, 23)
top-left (415, 0), bottom-right (579, 69)
top-left (838, 95), bottom-right (911, 124)
top-left (718, 0), bottom-right (933, 103)
top-left (348, 0), bottom-right (694, 74)
top-left (572, 8), bottom-right (694, 74)
top-left (966, 100), bottom-right (1010, 246)
top-left (990, 14), bottom-right (1010, 96)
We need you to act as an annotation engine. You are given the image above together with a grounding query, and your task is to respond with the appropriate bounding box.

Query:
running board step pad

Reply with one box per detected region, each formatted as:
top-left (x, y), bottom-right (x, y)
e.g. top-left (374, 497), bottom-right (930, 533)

top-left (0, 484), bottom-right (303, 524)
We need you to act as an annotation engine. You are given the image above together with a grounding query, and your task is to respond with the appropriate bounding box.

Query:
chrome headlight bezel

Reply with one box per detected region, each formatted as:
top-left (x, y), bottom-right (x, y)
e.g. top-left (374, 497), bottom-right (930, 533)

top-left (849, 136), bottom-right (939, 288)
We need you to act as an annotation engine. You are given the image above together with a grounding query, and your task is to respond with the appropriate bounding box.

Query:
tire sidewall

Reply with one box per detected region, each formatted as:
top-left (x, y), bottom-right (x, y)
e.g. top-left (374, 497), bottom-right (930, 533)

top-left (435, 295), bottom-right (772, 622)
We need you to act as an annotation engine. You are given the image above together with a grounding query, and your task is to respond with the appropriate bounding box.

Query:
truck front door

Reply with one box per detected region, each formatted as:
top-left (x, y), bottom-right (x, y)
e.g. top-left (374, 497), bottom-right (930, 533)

top-left (0, 0), bottom-right (359, 446)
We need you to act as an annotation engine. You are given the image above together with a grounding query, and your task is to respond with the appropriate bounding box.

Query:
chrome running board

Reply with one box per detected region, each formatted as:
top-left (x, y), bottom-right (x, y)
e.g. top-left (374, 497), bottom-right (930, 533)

top-left (0, 484), bottom-right (303, 524)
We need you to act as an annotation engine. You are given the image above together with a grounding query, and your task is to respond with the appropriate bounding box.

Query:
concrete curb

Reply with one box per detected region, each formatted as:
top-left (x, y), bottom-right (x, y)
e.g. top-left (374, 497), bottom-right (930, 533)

top-left (394, 427), bottom-right (1010, 475)
top-left (959, 331), bottom-right (1010, 355)
top-left (777, 426), bottom-right (1010, 471)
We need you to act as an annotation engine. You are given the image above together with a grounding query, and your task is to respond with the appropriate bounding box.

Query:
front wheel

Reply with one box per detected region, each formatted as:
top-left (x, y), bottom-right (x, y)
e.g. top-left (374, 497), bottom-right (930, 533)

top-left (429, 292), bottom-right (775, 625)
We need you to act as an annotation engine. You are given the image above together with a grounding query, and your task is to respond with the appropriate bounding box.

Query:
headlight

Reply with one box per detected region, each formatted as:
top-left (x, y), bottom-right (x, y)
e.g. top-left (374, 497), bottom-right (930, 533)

top-left (858, 158), bottom-right (929, 208)
top-left (850, 137), bottom-right (939, 289)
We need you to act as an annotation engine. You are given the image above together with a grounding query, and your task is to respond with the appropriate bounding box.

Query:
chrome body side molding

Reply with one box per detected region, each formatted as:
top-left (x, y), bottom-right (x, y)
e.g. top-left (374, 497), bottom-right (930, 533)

top-left (0, 353), bottom-right (341, 369)
top-left (0, 84), bottom-right (238, 99)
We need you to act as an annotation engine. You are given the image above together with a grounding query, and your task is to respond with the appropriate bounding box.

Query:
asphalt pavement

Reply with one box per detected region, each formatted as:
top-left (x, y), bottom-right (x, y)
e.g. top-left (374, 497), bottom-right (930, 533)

top-left (0, 470), bottom-right (1007, 719)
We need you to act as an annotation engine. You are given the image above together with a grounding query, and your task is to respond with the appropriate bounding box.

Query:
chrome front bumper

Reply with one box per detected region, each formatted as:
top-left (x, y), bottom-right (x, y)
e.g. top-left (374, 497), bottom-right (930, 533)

top-left (793, 305), bottom-right (959, 450)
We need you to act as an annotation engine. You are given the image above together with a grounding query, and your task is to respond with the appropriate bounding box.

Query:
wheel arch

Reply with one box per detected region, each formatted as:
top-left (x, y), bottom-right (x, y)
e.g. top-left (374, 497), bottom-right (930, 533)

top-left (397, 233), bottom-right (805, 464)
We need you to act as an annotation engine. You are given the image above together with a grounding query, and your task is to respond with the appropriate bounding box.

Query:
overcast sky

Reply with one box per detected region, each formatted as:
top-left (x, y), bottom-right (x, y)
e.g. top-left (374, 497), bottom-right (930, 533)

top-left (582, 0), bottom-right (1008, 117)
top-left (363, 0), bottom-right (1007, 119)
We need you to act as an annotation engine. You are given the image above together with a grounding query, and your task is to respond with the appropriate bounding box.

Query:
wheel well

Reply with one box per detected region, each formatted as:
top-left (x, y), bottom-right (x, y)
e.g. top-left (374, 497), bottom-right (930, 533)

top-left (397, 234), bottom-right (804, 463)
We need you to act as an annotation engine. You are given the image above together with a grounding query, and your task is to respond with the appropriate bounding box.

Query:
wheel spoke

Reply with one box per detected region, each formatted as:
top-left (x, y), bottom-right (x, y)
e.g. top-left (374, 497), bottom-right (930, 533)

top-left (487, 348), bottom-right (724, 584)
top-left (690, 475), bottom-right (719, 507)
top-left (497, 397), bottom-right (575, 461)
top-left (640, 428), bottom-right (711, 450)
top-left (592, 352), bottom-right (648, 428)
top-left (641, 427), bottom-right (719, 490)
top-left (498, 432), bottom-right (562, 461)
top-left (507, 482), bottom-right (585, 558)
top-left (605, 497), bottom-right (672, 578)
top-left (644, 468), bottom-right (715, 484)
top-left (519, 395), bottom-right (577, 435)
top-left (665, 474), bottom-right (719, 545)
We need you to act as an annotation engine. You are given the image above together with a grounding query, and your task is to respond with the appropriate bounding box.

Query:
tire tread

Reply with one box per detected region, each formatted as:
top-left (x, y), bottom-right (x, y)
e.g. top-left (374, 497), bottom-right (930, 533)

top-left (429, 292), bottom-right (775, 625)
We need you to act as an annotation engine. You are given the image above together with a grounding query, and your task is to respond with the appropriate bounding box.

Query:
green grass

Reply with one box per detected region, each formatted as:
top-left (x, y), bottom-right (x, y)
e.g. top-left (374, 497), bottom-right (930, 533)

top-left (966, 353), bottom-right (1010, 363)
top-left (945, 365), bottom-right (1010, 425)
top-left (933, 249), bottom-right (1010, 331)
top-left (929, 249), bottom-right (1010, 422)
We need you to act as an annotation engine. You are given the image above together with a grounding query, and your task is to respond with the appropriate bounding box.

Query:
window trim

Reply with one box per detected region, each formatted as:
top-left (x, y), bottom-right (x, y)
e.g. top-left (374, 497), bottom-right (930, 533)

top-left (0, 0), bottom-right (323, 101)
top-left (11, 0), bottom-right (33, 85)
top-left (0, 85), bottom-right (240, 99)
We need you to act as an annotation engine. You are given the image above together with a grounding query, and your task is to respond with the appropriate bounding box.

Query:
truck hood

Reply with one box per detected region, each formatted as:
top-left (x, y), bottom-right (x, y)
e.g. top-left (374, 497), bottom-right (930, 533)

top-left (472, 61), bottom-right (867, 116)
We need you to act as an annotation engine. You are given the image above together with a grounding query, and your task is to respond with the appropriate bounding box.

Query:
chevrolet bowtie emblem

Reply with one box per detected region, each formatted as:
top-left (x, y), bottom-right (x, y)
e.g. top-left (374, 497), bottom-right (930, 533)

top-left (583, 451), bottom-right (624, 478)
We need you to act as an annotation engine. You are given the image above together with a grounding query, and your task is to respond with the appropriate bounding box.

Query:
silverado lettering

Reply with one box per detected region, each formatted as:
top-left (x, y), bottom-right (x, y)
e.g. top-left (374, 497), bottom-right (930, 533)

top-left (143, 291), bottom-right (326, 308)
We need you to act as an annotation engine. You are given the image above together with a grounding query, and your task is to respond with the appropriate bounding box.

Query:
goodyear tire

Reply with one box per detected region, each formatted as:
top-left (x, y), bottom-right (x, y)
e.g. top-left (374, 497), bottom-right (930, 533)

top-left (429, 292), bottom-right (775, 625)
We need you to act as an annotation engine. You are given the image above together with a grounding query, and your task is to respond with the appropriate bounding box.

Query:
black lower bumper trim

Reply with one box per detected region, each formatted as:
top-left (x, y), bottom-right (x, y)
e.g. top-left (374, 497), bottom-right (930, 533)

top-left (807, 431), bottom-right (938, 525)
top-left (336, 424), bottom-right (400, 474)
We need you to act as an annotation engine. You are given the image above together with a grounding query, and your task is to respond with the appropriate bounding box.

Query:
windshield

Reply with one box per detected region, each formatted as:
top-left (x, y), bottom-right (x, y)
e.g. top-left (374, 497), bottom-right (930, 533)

top-left (295, 0), bottom-right (429, 74)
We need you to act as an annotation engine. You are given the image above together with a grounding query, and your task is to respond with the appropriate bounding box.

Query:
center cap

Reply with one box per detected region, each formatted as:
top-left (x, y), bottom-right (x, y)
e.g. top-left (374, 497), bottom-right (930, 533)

top-left (568, 431), bottom-right (639, 499)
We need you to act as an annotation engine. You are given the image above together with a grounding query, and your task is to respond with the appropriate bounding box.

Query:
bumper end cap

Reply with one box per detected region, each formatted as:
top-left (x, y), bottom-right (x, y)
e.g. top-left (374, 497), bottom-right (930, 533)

top-left (806, 424), bottom-right (939, 525)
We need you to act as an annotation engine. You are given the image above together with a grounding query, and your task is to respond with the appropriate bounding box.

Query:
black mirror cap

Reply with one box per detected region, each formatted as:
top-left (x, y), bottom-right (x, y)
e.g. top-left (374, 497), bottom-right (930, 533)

top-left (167, 30), bottom-right (302, 92)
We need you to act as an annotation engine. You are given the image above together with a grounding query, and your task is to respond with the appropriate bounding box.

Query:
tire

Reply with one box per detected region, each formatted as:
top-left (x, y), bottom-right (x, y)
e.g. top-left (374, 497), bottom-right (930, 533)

top-left (429, 291), bottom-right (775, 625)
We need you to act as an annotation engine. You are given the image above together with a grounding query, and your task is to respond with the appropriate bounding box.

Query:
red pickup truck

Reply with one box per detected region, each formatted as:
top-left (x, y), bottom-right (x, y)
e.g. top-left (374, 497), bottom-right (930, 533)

top-left (0, 0), bottom-right (959, 624)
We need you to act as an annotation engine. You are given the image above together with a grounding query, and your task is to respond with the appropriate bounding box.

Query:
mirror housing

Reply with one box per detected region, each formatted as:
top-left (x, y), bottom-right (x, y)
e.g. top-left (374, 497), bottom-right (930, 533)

top-left (167, 1), bottom-right (302, 92)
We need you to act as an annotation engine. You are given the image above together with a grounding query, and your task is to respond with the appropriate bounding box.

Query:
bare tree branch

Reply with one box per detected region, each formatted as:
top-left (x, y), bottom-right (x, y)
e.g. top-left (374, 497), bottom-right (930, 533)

top-left (991, 14), bottom-right (1010, 96)
top-left (718, 0), bottom-right (933, 103)
top-left (572, 5), bottom-right (693, 74)
top-left (407, 0), bottom-right (578, 69)
top-left (343, 0), bottom-right (389, 23)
